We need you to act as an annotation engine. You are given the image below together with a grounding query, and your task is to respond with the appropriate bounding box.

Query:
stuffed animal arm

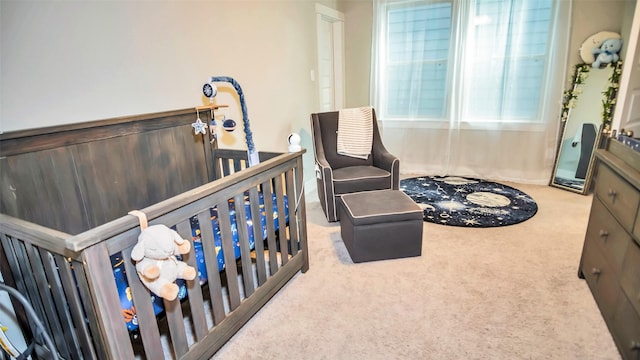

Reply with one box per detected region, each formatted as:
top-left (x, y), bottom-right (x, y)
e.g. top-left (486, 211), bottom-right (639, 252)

top-left (131, 224), bottom-right (197, 301)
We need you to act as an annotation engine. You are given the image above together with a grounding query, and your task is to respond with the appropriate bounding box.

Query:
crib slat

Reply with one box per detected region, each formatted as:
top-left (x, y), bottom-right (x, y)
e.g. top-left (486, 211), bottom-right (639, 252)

top-left (82, 244), bottom-right (136, 359)
top-left (197, 210), bottom-right (226, 325)
top-left (0, 235), bottom-right (38, 343)
top-left (295, 155), bottom-right (310, 273)
top-left (176, 219), bottom-right (208, 341)
top-left (120, 247), bottom-right (164, 360)
top-left (261, 180), bottom-right (279, 275)
top-left (233, 159), bottom-right (242, 173)
top-left (22, 243), bottom-right (72, 359)
top-left (222, 159), bottom-right (231, 177)
top-left (38, 248), bottom-right (83, 360)
top-left (53, 254), bottom-right (97, 358)
top-left (164, 296), bottom-right (189, 357)
top-left (274, 175), bottom-right (288, 266)
top-left (234, 193), bottom-right (255, 298)
top-left (248, 187), bottom-right (267, 286)
top-left (9, 241), bottom-right (54, 346)
top-left (285, 168), bottom-right (299, 256)
top-left (68, 258), bottom-right (109, 358)
top-left (217, 202), bottom-right (241, 310)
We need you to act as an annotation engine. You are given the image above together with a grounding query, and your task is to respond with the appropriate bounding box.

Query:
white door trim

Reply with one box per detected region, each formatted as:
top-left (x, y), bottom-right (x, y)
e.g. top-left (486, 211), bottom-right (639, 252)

top-left (612, 2), bottom-right (640, 131)
top-left (315, 3), bottom-right (345, 111)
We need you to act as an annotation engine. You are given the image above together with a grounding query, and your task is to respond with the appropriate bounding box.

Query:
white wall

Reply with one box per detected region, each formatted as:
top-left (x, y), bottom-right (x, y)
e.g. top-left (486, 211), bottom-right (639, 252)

top-left (1, 0), bottom-right (330, 155)
top-left (0, 0), bottom-right (337, 348)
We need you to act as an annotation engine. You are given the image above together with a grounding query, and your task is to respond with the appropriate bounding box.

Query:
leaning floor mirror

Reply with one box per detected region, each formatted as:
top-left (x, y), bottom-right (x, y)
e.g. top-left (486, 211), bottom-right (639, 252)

top-left (551, 60), bottom-right (623, 194)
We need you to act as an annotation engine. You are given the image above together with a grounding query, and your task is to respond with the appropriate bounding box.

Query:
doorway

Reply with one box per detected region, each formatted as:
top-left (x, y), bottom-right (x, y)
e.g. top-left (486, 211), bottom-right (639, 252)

top-left (315, 4), bottom-right (345, 112)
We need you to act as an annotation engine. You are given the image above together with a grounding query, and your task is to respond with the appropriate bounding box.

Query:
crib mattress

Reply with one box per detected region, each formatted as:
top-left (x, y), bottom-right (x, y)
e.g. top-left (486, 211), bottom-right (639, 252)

top-left (111, 192), bottom-right (288, 331)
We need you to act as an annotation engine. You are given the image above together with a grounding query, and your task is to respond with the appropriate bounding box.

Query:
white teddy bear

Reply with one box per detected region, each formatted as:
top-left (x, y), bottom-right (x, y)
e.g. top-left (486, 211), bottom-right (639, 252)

top-left (131, 225), bottom-right (197, 301)
top-left (591, 37), bottom-right (623, 68)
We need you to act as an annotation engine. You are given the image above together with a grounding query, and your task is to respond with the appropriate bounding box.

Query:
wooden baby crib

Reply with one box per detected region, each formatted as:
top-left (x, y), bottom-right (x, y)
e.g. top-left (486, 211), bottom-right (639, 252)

top-left (0, 108), bottom-right (308, 359)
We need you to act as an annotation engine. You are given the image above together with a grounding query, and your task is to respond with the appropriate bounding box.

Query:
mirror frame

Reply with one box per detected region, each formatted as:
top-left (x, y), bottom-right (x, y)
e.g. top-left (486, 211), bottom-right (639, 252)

top-left (550, 60), bottom-right (623, 194)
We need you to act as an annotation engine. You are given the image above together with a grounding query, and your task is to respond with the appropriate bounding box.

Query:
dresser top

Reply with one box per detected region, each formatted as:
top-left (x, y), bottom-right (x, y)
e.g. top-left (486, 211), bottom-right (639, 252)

top-left (596, 138), bottom-right (640, 190)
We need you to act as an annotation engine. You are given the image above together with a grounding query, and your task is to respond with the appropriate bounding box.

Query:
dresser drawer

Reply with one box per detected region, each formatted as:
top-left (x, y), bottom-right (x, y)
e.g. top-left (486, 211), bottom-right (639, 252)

top-left (613, 296), bottom-right (640, 360)
top-left (596, 164), bottom-right (640, 231)
top-left (581, 239), bottom-right (623, 322)
top-left (585, 198), bottom-right (632, 274)
top-left (620, 239), bottom-right (640, 316)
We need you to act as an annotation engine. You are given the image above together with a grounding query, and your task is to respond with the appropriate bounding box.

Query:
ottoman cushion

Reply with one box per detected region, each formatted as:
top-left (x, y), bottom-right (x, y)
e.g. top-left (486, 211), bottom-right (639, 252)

top-left (339, 190), bottom-right (423, 263)
top-left (341, 190), bottom-right (423, 225)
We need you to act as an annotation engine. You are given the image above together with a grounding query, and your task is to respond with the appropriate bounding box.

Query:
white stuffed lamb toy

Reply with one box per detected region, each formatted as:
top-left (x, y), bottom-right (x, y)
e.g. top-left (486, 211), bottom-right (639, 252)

top-left (131, 225), bottom-right (197, 301)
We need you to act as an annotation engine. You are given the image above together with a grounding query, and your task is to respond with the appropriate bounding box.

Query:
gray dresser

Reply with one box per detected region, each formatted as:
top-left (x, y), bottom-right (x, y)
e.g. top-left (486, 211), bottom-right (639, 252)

top-left (580, 138), bottom-right (640, 360)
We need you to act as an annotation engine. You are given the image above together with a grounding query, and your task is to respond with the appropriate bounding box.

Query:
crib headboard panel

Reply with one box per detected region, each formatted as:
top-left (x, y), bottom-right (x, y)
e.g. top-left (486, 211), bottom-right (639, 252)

top-left (0, 109), bottom-right (213, 234)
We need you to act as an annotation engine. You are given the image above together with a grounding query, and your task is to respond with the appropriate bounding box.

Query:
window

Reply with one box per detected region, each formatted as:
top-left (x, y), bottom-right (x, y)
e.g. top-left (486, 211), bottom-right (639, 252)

top-left (375, 0), bottom-right (554, 124)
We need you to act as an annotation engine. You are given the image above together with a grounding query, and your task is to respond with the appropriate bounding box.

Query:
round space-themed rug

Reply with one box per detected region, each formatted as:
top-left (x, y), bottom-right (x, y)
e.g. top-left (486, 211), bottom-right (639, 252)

top-left (400, 176), bottom-right (538, 228)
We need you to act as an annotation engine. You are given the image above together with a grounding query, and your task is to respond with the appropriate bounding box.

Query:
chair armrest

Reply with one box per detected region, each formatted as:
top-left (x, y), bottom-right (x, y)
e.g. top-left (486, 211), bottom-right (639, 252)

top-left (373, 148), bottom-right (400, 189)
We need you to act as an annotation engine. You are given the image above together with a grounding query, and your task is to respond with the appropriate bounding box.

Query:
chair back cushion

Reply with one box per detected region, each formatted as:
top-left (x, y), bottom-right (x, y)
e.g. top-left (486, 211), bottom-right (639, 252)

top-left (312, 111), bottom-right (374, 169)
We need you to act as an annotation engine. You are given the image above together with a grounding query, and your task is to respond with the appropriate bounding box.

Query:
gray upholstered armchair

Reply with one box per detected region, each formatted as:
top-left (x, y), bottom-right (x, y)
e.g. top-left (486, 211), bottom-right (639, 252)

top-left (310, 108), bottom-right (399, 222)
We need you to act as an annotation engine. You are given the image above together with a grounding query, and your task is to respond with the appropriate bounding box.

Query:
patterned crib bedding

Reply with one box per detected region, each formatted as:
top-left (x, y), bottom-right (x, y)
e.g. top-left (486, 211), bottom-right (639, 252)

top-left (111, 192), bottom-right (288, 332)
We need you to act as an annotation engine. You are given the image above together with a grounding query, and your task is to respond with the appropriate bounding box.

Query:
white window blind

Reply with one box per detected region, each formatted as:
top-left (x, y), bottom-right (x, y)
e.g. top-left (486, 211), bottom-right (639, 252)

top-left (385, 1), bottom-right (452, 119)
top-left (377, 0), bottom-right (553, 124)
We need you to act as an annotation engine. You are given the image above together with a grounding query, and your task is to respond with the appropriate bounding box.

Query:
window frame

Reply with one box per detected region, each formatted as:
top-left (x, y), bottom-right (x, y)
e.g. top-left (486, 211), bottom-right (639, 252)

top-left (374, 0), bottom-right (555, 131)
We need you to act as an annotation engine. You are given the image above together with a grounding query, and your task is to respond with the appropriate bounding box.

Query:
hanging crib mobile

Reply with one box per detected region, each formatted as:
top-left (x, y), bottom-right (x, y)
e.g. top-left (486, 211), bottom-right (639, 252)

top-left (194, 76), bottom-right (259, 166)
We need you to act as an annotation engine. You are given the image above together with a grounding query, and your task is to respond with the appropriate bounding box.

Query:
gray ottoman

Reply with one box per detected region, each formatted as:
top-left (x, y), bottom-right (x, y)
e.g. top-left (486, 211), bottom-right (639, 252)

top-left (339, 190), bottom-right (423, 263)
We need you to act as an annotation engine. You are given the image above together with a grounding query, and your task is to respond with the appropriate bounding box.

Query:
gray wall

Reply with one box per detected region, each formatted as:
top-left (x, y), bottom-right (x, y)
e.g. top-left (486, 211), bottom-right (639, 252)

top-left (0, 1), bottom-right (338, 156)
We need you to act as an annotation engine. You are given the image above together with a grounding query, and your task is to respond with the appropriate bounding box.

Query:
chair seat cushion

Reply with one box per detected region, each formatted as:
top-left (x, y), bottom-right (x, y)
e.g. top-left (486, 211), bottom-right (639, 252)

top-left (333, 166), bottom-right (391, 195)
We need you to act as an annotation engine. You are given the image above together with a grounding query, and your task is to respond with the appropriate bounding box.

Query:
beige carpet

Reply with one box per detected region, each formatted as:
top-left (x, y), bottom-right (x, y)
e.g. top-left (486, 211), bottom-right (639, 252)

top-left (212, 183), bottom-right (620, 359)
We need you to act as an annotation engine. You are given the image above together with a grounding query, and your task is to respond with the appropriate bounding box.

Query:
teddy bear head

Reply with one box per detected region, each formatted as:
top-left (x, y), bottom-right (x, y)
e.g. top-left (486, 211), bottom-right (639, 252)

top-left (131, 225), bottom-right (190, 261)
top-left (598, 38), bottom-right (623, 55)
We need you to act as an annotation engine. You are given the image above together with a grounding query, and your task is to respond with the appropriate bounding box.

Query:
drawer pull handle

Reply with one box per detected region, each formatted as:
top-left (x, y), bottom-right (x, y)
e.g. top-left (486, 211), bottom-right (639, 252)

top-left (599, 230), bottom-right (609, 239)
top-left (591, 268), bottom-right (601, 275)
top-left (607, 188), bottom-right (617, 199)
top-left (631, 341), bottom-right (640, 351)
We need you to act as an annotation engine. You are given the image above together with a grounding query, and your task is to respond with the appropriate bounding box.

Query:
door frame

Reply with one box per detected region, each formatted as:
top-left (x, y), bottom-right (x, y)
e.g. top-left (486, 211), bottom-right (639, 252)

top-left (315, 3), bottom-right (345, 111)
top-left (612, 2), bottom-right (640, 132)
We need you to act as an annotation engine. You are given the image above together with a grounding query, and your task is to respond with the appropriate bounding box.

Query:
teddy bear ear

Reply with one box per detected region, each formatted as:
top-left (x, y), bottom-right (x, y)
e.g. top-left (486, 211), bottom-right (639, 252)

top-left (171, 229), bottom-right (186, 244)
top-left (131, 241), bottom-right (146, 261)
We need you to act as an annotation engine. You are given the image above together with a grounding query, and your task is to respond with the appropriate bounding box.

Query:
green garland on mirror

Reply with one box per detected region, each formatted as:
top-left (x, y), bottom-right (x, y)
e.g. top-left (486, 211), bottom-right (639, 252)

top-left (561, 61), bottom-right (623, 129)
top-left (560, 63), bottom-right (590, 124)
top-left (601, 60), bottom-right (623, 127)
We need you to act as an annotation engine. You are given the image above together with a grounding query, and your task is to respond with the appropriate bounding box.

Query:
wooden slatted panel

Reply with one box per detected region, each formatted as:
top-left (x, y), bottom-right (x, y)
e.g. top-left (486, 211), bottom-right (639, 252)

top-left (69, 259), bottom-right (107, 357)
top-left (121, 247), bottom-right (164, 360)
top-left (248, 187), bottom-right (267, 286)
top-left (0, 235), bottom-right (38, 343)
top-left (261, 180), bottom-right (279, 275)
top-left (10, 241), bottom-right (50, 340)
top-left (82, 244), bottom-right (136, 359)
top-left (181, 248), bottom-right (306, 360)
top-left (69, 258), bottom-right (109, 358)
top-left (217, 201), bottom-right (241, 310)
top-left (22, 243), bottom-right (71, 358)
top-left (233, 193), bottom-right (255, 298)
top-left (274, 175), bottom-right (288, 266)
top-left (197, 210), bottom-right (226, 325)
top-left (285, 168), bottom-right (299, 257)
top-left (53, 254), bottom-right (97, 358)
top-left (38, 248), bottom-right (83, 360)
top-left (176, 219), bottom-right (207, 342)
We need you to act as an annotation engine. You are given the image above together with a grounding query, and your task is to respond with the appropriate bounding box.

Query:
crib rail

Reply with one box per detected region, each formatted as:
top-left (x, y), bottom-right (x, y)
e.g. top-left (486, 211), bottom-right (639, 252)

top-left (0, 149), bottom-right (308, 360)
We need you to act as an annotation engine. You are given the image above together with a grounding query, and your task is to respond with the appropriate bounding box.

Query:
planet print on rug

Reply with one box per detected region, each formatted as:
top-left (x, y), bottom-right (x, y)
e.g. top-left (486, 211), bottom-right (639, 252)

top-left (400, 176), bottom-right (538, 228)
